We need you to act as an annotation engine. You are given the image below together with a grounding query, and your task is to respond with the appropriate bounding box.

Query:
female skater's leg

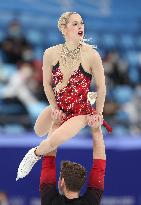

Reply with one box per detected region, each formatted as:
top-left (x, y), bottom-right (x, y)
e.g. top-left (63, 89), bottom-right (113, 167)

top-left (34, 106), bottom-right (52, 137)
top-left (35, 115), bottom-right (87, 156)
top-left (34, 105), bottom-right (65, 137)
top-left (16, 115), bottom-right (87, 180)
top-left (16, 120), bottom-right (61, 180)
top-left (44, 121), bottom-right (61, 155)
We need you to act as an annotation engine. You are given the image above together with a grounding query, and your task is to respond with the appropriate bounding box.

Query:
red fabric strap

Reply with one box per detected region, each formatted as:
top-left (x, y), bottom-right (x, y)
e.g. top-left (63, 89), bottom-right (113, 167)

top-left (40, 156), bottom-right (56, 185)
top-left (88, 159), bottom-right (106, 191)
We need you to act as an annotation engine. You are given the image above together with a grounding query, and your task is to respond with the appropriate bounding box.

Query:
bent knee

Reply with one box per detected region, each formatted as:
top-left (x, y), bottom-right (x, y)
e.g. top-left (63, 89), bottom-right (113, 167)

top-left (34, 126), bottom-right (45, 137)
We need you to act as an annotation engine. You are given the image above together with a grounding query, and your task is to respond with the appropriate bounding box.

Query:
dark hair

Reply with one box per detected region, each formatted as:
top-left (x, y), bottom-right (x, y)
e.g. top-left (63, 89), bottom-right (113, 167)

top-left (60, 160), bottom-right (86, 192)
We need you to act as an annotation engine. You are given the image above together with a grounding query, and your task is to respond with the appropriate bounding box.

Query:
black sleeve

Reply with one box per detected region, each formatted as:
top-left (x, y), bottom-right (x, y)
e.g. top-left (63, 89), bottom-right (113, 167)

top-left (83, 187), bottom-right (103, 205)
top-left (40, 183), bottom-right (57, 205)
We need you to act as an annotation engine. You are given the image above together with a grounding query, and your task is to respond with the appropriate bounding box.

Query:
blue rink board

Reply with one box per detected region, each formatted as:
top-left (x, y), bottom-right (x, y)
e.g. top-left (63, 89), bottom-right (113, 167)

top-left (0, 133), bottom-right (141, 205)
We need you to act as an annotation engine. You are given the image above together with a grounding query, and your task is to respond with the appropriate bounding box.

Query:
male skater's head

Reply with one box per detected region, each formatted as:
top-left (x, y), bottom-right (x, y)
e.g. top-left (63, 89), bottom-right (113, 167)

top-left (58, 161), bottom-right (86, 197)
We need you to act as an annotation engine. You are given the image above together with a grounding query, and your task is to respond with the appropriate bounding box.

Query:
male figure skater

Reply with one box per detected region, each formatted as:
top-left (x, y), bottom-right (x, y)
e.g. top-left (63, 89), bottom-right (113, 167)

top-left (40, 126), bottom-right (106, 205)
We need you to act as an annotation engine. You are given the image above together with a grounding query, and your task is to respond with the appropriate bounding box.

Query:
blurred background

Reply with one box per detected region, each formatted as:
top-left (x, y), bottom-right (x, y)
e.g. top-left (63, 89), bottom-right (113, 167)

top-left (0, 0), bottom-right (141, 205)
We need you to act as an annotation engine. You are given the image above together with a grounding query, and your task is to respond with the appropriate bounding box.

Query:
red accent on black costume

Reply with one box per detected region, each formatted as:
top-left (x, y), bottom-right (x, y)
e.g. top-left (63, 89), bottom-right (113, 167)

top-left (52, 62), bottom-right (112, 133)
top-left (40, 156), bottom-right (56, 185)
top-left (40, 156), bottom-right (106, 205)
top-left (88, 159), bottom-right (106, 191)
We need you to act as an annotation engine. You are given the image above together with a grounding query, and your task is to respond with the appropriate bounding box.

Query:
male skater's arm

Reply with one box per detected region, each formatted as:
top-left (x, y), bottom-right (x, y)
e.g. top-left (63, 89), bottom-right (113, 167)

top-left (40, 151), bottom-right (57, 205)
top-left (84, 127), bottom-right (106, 205)
top-left (40, 123), bottom-right (59, 205)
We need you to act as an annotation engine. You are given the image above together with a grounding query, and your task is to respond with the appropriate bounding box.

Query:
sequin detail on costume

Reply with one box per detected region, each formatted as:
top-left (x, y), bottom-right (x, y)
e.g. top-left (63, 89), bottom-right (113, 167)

top-left (52, 61), bottom-right (94, 117)
top-left (52, 61), bottom-right (112, 133)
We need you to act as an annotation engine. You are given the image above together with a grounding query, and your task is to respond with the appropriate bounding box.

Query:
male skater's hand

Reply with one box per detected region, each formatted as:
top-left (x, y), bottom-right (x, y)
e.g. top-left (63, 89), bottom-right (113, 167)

top-left (87, 113), bottom-right (103, 129)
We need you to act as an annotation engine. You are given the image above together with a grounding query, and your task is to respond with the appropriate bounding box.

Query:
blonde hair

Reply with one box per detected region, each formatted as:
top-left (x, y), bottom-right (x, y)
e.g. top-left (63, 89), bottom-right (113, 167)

top-left (58, 12), bottom-right (79, 33)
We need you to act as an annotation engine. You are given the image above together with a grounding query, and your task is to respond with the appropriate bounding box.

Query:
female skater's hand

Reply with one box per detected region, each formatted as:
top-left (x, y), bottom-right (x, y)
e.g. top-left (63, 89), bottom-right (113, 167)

top-left (87, 113), bottom-right (103, 129)
top-left (51, 107), bottom-right (66, 124)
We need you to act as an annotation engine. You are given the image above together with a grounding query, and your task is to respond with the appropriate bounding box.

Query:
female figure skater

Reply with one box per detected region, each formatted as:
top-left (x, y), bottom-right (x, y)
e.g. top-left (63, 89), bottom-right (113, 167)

top-left (16, 12), bottom-right (111, 181)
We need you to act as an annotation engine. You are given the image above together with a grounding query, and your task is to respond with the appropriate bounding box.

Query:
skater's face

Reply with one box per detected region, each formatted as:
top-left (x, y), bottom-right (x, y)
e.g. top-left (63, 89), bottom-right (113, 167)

top-left (63, 14), bottom-right (84, 41)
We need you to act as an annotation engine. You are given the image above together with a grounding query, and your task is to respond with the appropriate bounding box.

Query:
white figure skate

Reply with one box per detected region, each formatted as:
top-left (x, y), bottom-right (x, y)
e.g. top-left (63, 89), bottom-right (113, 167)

top-left (16, 147), bottom-right (41, 181)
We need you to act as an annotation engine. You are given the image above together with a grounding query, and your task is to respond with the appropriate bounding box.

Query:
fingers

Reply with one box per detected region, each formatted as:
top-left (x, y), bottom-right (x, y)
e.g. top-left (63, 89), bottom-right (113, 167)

top-left (87, 114), bottom-right (103, 128)
top-left (51, 108), bottom-right (59, 121)
top-left (58, 110), bottom-right (66, 122)
top-left (60, 112), bottom-right (66, 122)
top-left (51, 108), bottom-right (66, 123)
top-left (51, 108), bottom-right (57, 120)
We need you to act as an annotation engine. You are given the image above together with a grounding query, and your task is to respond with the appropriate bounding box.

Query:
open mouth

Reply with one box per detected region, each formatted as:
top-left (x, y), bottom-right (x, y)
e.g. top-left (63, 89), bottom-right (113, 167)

top-left (78, 31), bottom-right (83, 36)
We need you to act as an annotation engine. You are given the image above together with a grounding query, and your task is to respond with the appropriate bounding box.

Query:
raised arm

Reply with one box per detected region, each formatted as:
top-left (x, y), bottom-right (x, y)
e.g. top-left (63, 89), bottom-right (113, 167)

top-left (92, 126), bottom-right (106, 160)
top-left (40, 123), bottom-right (60, 205)
top-left (42, 48), bottom-right (58, 108)
top-left (40, 154), bottom-right (57, 205)
top-left (88, 127), bottom-right (106, 189)
top-left (84, 127), bottom-right (106, 205)
top-left (90, 49), bottom-right (106, 115)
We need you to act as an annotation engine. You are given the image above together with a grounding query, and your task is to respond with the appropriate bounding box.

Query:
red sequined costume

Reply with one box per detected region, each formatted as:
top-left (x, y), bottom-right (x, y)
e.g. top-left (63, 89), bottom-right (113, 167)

top-left (52, 61), bottom-right (112, 133)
